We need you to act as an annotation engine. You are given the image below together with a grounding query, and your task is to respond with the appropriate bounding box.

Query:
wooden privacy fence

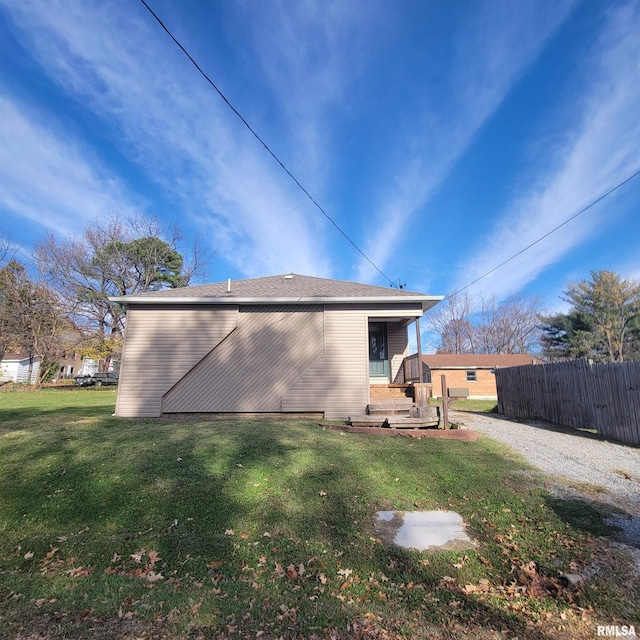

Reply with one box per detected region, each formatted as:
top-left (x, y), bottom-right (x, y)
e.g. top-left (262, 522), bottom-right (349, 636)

top-left (496, 359), bottom-right (640, 446)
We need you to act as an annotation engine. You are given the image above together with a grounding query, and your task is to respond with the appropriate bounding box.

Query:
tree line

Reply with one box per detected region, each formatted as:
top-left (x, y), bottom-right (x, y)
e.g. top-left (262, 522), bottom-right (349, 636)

top-left (428, 270), bottom-right (640, 363)
top-left (0, 214), bottom-right (206, 384)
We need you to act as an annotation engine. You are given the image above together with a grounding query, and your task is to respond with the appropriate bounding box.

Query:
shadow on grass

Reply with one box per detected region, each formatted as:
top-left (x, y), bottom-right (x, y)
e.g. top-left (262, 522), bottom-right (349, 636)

top-left (0, 410), bottom-right (624, 638)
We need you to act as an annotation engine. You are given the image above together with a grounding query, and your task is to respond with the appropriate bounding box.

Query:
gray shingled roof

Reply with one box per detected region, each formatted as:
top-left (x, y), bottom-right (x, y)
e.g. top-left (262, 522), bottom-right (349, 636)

top-left (110, 273), bottom-right (442, 310)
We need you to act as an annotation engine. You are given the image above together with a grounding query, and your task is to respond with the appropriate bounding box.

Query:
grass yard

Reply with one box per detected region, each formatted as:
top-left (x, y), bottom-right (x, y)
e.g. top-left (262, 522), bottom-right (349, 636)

top-left (429, 398), bottom-right (498, 414)
top-left (0, 388), bottom-right (637, 639)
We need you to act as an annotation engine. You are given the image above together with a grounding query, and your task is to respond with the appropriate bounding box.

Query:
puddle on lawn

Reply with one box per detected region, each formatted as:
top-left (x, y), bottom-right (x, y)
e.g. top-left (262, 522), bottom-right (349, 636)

top-left (375, 510), bottom-right (476, 551)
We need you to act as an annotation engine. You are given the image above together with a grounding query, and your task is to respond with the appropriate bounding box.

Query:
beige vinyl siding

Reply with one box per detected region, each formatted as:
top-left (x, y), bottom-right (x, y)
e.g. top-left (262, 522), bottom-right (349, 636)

top-left (115, 304), bottom-right (238, 417)
top-left (387, 322), bottom-right (409, 383)
top-left (162, 305), bottom-right (324, 413)
top-left (282, 305), bottom-right (369, 419)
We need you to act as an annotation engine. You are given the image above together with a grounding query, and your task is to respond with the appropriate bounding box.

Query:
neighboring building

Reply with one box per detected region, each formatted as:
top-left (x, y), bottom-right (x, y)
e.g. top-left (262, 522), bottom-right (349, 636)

top-left (0, 354), bottom-right (40, 384)
top-left (400, 353), bottom-right (542, 399)
top-left (109, 274), bottom-right (442, 418)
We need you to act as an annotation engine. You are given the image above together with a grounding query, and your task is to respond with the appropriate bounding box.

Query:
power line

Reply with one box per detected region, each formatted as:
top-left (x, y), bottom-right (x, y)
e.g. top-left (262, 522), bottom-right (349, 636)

top-left (138, 0), bottom-right (395, 286)
top-left (445, 167), bottom-right (640, 300)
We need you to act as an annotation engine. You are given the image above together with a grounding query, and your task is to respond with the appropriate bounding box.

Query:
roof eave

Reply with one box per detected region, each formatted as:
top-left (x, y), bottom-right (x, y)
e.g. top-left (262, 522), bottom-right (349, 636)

top-left (109, 295), bottom-right (443, 312)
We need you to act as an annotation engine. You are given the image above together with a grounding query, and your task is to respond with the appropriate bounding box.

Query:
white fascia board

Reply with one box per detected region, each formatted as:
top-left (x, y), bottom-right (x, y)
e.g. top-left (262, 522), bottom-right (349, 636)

top-left (108, 295), bottom-right (443, 311)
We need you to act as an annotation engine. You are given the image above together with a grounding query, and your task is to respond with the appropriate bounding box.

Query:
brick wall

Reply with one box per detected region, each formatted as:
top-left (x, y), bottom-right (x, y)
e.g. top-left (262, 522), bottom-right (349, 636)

top-left (429, 368), bottom-right (497, 399)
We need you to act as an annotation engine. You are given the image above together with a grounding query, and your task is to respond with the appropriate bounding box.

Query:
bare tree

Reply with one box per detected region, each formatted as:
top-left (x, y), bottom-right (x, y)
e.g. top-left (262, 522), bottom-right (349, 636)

top-left (428, 291), bottom-right (544, 355)
top-left (0, 260), bottom-right (73, 383)
top-left (33, 213), bottom-right (209, 370)
top-left (427, 291), bottom-right (475, 353)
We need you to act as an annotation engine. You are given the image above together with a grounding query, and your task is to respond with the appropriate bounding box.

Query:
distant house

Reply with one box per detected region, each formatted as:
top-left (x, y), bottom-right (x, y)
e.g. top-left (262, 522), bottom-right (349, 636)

top-left (0, 353), bottom-right (40, 384)
top-left (400, 353), bottom-right (542, 400)
top-left (109, 274), bottom-right (442, 418)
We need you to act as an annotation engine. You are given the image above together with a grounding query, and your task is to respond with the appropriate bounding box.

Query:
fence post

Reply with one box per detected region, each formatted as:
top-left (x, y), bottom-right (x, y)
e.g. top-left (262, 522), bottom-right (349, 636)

top-left (440, 374), bottom-right (448, 429)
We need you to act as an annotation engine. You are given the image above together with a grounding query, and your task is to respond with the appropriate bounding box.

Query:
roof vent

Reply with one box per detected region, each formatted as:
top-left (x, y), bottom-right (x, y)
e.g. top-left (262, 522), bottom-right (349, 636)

top-left (284, 274), bottom-right (294, 280)
top-left (227, 278), bottom-right (231, 293)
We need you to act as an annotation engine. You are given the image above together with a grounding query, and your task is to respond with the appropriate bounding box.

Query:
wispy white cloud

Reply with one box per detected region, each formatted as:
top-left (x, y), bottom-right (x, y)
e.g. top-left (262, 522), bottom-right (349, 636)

top-left (356, 0), bottom-right (577, 283)
top-left (239, 0), bottom-right (378, 190)
top-left (0, 0), bottom-right (332, 277)
top-left (453, 1), bottom-right (640, 301)
top-left (0, 94), bottom-right (132, 235)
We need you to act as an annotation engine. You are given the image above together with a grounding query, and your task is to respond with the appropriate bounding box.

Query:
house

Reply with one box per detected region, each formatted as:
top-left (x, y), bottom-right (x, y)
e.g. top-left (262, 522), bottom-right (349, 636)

top-left (400, 353), bottom-right (542, 400)
top-left (109, 274), bottom-right (442, 418)
top-left (0, 353), bottom-right (40, 384)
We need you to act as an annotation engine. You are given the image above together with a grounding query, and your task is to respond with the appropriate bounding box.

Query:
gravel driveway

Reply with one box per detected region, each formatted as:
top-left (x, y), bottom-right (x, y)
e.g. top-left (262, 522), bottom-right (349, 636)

top-left (452, 410), bottom-right (640, 546)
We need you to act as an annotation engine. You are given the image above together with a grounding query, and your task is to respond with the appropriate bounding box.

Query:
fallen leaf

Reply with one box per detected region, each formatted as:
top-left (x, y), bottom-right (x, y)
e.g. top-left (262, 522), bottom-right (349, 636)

top-left (207, 560), bottom-right (223, 569)
top-left (225, 529), bottom-right (235, 536)
top-left (110, 553), bottom-right (121, 563)
top-left (42, 547), bottom-right (59, 564)
top-left (319, 490), bottom-right (327, 497)
top-left (130, 550), bottom-right (145, 563)
top-left (144, 570), bottom-right (164, 583)
top-left (274, 562), bottom-right (285, 578)
top-left (23, 552), bottom-right (34, 560)
top-left (147, 550), bottom-right (161, 567)
top-left (66, 565), bottom-right (93, 578)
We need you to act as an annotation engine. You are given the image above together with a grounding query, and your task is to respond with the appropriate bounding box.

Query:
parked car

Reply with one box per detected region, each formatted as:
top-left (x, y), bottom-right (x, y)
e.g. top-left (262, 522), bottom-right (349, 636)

top-left (75, 372), bottom-right (119, 387)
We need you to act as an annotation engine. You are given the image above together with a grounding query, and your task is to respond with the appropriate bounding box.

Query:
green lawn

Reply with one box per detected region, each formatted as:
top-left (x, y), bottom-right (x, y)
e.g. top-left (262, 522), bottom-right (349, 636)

top-left (0, 388), bottom-right (636, 639)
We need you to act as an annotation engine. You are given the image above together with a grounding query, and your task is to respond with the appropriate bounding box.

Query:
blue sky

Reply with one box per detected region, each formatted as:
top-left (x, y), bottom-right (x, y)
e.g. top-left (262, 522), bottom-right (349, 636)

top-left (1, 0), bottom-right (640, 313)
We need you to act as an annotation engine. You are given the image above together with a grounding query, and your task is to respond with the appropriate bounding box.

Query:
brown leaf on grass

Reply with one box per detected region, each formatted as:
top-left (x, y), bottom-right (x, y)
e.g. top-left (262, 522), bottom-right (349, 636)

top-left (66, 565), bottom-right (93, 578)
top-left (130, 550), bottom-right (145, 563)
top-left (147, 550), bottom-right (161, 567)
top-left (286, 564), bottom-right (298, 578)
top-left (224, 529), bottom-right (234, 536)
top-left (23, 551), bottom-right (34, 560)
top-left (110, 553), bottom-right (121, 563)
top-left (34, 597), bottom-right (57, 607)
top-left (143, 570), bottom-right (164, 583)
top-left (318, 573), bottom-right (328, 584)
top-left (42, 547), bottom-right (59, 564)
top-left (207, 560), bottom-right (223, 569)
top-left (274, 562), bottom-right (285, 578)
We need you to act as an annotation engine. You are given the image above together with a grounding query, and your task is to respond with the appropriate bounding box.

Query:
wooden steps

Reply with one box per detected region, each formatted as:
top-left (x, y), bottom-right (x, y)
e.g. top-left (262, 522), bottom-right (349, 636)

top-left (367, 399), bottom-right (415, 415)
top-left (348, 414), bottom-right (440, 429)
top-left (369, 384), bottom-right (414, 400)
top-left (358, 384), bottom-right (440, 429)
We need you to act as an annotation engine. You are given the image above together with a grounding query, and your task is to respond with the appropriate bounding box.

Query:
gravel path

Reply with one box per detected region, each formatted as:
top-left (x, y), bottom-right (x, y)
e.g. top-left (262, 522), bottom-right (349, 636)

top-left (452, 410), bottom-right (640, 546)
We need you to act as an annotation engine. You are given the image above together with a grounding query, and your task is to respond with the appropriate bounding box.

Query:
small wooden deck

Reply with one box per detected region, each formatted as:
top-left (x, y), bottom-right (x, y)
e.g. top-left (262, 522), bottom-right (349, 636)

top-left (322, 422), bottom-right (478, 440)
top-left (323, 384), bottom-right (478, 440)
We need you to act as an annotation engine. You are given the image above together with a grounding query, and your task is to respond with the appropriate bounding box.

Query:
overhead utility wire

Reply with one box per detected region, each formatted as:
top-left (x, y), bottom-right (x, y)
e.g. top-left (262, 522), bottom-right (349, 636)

top-left (445, 166), bottom-right (640, 300)
top-left (138, 0), bottom-right (395, 287)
